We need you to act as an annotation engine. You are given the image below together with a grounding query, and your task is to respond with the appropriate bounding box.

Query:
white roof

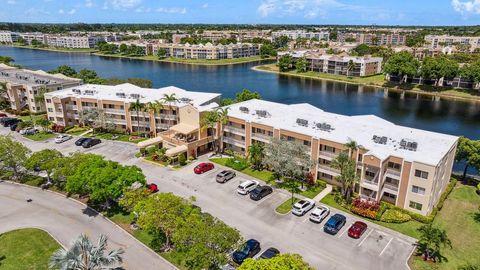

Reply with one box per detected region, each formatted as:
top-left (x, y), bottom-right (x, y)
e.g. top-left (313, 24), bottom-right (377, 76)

top-left (225, 99), bottom-right (458, 166)
top-left (46, 83), bottom-right (221, 110)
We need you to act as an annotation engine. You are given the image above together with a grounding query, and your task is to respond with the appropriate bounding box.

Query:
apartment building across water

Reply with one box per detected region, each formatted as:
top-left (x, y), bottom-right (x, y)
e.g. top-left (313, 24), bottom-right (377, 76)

top-left (45, 83), bottom-right (221, 158)
top-left (425, 35), bottom-right (480, 51)
top-left (153, 42), bottom-right (260, 60)
top-left (222, 99), bottom-right (458, 216)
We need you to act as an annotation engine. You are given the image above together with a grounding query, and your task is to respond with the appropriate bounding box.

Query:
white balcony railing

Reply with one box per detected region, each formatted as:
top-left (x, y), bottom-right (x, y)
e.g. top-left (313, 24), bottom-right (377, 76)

top-left (385, 168), bottom-right (401, 179)
top-left (319, 150), bottom-right (338, 159)
top-left (104, 108), bottom-right (125, 114)
top-left (318, 164), bottom-right (341, 175)
top-left (66, 105), bottom-right (78, 111)
top-left (383, 182), bottom-right (399, 192)
top-left (251, 132), bottom-right (272, 143)
top-left (223, 136), bottom-right (246, 147)
top-left (224, 125), bottom-right (245, 135)
top-left (157, 114), bottom-right (177, 121)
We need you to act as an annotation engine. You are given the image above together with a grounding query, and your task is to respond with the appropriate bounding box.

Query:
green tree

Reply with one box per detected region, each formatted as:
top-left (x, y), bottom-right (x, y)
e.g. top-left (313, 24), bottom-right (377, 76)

top-left (156, 48), bottom-right (167, 58)
top-left (0, 135), bottom-right (31, 181)
top-left (260, 43), bottom-right (277, 58)
top-left (119, 187), bottom-right (150, 212)
top-left (353, 44), bottom-right (372, 56)
top-left (455, 137), bottom-right (480, 180)
top-left (417, 224), bottom-right (452, 262)
top-left (129, 99), bottom-right (146, 133)
top-left (278, 54), bottom-right (293, 72)
top-left (346, 60), bottom-right (355, 77)
top-left (127, 78), bottom-right (153, 88)
top-left (248, 142), bottom-right (265, 170)
top-left (331, 152), bottom-right (358, 201)
top-left (296, 57), bottom-right (307, 73)
top-left (273, 35), bottom-right (289, 49)
top-left (421, 57), bottom-right (459, 85)
top-left (216, 107), bottom-right (230, 153)
top-left (201, 110), bottom-right (220, 154)
top-left (0, 56), bottom-right (14, 65)
top-left (25, 149), bottom-right (62, 182)
top-left (235, 89), bottom-right (262, 102)
top-left (345, 139), bottom-right (359, 160)
top-left (49, 234), bottom-right (124, 270)
top-left (119, 43), bottom-right (128, 54)
top-left (238, 254), bottom-right (313, 270)
top-left (37, 118), bottom-right (51, 132)
top-left (77, 68), bottom-right (99, 82)
top-left (134, 193), bottom-right (189, 250)
top-left (48, 65), bottom-right (77, 77)
top-left (460, 60), bottom-right (480, 86)
top-left (383, 51), bottom-right (420, 81)
top-left (177, 153), bottom-right (186, 166)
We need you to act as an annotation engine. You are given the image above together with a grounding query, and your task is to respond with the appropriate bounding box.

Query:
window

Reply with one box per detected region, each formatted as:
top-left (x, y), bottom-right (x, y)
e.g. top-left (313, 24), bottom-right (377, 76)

top-left (358, 154), bottom-right (363, 162)
top-left (388, 162), bottom-right (401, 170)
top-left (46, 99), bottom-right (51, 103)
top-left (409, 201), bottom-right (423, 211)
top-left (49, 117), bottom-right (54, 121)
top-left (412, 185), bottom-right (426, 195)
top-left (415, 170), bottom-right (429, 179)
top-left (303, 140), bottom-right (311, 146)
top-left (47, 108), bottom-right (53, 112)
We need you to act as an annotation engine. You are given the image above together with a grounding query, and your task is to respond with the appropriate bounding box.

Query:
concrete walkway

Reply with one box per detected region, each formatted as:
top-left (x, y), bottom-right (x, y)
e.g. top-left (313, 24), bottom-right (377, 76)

top-left (313, 184), bottom-right (333, 202)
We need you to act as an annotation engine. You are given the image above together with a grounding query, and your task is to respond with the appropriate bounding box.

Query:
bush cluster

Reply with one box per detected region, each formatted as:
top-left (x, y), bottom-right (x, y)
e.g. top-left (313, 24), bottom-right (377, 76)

top-left (225, 156), bottom-right (249, 171)
top-left (350, 198), bottom-right (380, 219)
top-left (380, 209), bottom-right (412, 223)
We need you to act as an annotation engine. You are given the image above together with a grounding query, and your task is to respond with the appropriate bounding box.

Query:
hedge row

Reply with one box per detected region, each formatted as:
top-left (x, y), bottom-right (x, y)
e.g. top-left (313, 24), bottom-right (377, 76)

top-left (380, 209), bottom-right (412, 223)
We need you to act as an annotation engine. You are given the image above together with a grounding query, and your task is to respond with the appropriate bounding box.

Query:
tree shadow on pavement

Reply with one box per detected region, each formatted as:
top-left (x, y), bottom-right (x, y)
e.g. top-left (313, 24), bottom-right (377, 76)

top-left (82, 207), bottom-right (99, 217)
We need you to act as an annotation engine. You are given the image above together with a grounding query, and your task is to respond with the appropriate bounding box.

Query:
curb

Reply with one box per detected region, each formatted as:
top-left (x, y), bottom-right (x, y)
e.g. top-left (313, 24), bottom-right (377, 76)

top-left (2, 180), bottom-right (178, 270)
top-left (0, 226), bottom-right (67, 250)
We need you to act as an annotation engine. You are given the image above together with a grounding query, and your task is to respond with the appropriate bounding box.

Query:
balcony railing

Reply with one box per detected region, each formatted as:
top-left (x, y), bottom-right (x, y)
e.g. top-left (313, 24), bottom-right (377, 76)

top-left (319, 150), bottom-right (338, 159)
top-left (156, 114), bottom-right (177, 120)
top-left (383, 182), bottom-right (399, 192)
top-left (318, 164), bottom-right (340, 174)
top-left (223, 136), bottom-right (246, 147)
top-left (104, 108), bottom-right (125, 114)
top-left (251, 132), bottom-right (272, 142)
top-left (385, 168), bottom-right (401, 179)
top-left (224, 125), bottom-right (245, 135)
top-left (66, 105), bottom-right (78, 111)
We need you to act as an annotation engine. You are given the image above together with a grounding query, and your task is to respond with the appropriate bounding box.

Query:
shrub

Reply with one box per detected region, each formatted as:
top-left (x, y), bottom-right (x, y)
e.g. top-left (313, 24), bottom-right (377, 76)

top-left (380, 209), bottom-right (412, 223)
top-left (351, 198), bottom-right (380, 219)
top-left (19, 110), bottom-right (31, 116)
top-left (177, 153), bottom-right (186, 166)
top-left (375, 202), bottom-right (389, 221)
top-left (225, 157), bottom-right (249, 171)
top-left (437, 179), bottom-right (457, 210)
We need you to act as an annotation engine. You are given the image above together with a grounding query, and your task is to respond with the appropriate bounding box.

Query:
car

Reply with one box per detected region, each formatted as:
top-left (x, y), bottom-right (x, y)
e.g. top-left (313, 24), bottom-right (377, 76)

top-left (348, 221), bottom-right (368, 239)
top-left (193, 162), bottom-right (214, 174)
top-left (216, 170), bottom-right (236, 183)
top-left (232, 239), bottom-right (261, 265)
top-left (291, 199), bottom-right (315, 216)
top-left (309, 205), bottom-right (330, 223)
top-left (10, 123), bottom-right (18, 131)
top-left (0, 113), bottom-right (7, 118)
top-left (55, 134), bottom-right (72, 143)
top-left (324, 213), bottom-right (347, 235)
top-left (249, 185), bottom-right (273, 201)
top-left (20, 127), bottom-right (38, 135)
top-left (0, 117), bottom-right (13, 124)
top-left (258, 247), bottom-right (279, 259)
top-left (236, 180), bottom-right (259, 195)
top-left (75, 137), bottom-right (89, 146)
top-left (146, 183), bottom-right (158, 193)
top-left (82, 138), bottom-right (101, 148)
top-left (3, 118), bottom-right (21, 127)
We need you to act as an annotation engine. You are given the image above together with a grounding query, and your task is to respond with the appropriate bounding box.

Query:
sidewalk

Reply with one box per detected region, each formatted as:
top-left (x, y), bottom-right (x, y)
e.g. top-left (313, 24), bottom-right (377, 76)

top-left (313, 184), bottom-right (333, 202)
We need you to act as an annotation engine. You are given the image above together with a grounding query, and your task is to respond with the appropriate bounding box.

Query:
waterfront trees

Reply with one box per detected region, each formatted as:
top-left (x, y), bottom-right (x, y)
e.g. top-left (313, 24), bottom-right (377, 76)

top-left (455, 137), bottom-right (480, 179)
top-left (129, 99), bottom-right (145, 133)
top-left (48, 65), bottom-right (77, 77)
top-left (420, 56), bottom-right (459, 86)
top-left (156, 48), bottom-right (167, 58)
top-left (383, 51), bottom-right (420, 81)
top-left (260, 43), bottom-right (277, 58)
top-left (296, 57), bottom-right (307, 73)
top-left (278, 54), bottom-right (293, 72)
top-left (201, 110), bottom-right (220, 154)
top-left (49, 234), bottom-right (124, 270)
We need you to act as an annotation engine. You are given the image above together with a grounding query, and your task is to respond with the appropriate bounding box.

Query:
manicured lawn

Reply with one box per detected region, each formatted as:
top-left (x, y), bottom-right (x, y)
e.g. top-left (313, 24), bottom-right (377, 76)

top-left (87, 132), bottom-right (148, 143)
top-left (13, 44), bottom-right (98, 53)
top-left (411, 184), bottom-right (480, 270)
top-left (65, 126), bottom-right (90, 136)
top-left (25, 131), bottom-right (56, 141)
top-left (276, 197), bottom-right (300, 214)
top-left (18, 114), bottom-right (47, 123)
top-left (242, 167), bottom-right (275, 182)
top-left (0, 228), bottom-right (61, 270)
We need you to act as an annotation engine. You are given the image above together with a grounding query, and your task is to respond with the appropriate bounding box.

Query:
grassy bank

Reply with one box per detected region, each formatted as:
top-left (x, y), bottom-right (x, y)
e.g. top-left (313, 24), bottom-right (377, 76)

top-left (10, 44), bottom-right (97, 53)
top-left (276, 197), bottom-right (300, 214)
top-left (25, 131), bottom-right (56, 141)
top-left (0, 228), bottom-right (60, 270)
top-left (94, 52), bottom-right (272, 65)
top-left (254, 64), bottom-right (480, 102)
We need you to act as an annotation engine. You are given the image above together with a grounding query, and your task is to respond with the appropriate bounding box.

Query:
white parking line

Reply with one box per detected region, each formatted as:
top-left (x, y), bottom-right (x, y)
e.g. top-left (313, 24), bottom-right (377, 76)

top-left (357, 228), bottom-right (373, 247)
top-left (302, 217), bottom-right (310, 223)
top-left (379, 237), bottom-right (393, 256)
top-left (337, 223), bottom-right (351, 238)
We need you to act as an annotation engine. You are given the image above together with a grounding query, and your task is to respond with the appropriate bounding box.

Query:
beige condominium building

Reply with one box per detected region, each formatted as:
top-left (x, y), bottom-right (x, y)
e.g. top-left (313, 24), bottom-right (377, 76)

top-left (153, 42), bottom-right (261, 60)
top-left (299, 52), bottom-right (383, 77)
top-left (425, 35), bottom-right (480, 51)
top-left (0, 64), bottom-right (82, 113)
top-left (222, 99), bottom-right (458, 216)
top-left (44, 83), bottom-right (221, 158)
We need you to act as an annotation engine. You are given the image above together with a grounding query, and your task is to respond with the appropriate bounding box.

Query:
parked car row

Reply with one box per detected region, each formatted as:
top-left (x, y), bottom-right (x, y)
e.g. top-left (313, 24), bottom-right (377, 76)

top-left (0, 117), bottom-right (22, 131)
top-left (231, 239), bottom-right (280, 265)
top-left (74, 137), bottom-right (102, 148)
top-left (291, 199), bottom-right (368, 238)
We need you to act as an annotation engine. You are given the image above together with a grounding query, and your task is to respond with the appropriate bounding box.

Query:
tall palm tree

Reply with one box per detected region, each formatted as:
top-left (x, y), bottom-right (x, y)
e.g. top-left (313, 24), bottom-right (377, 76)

top-left (49, 234), bottom-right (124, 270)
top-left (161, 93), bottom-right (179, 116)
top-left (143, 101), bottom-right (163, 136)
top-left (128, 99), bottom-right (145, 134)
top-left (418, 224), bottom-right (452, 262)
top-left (331, 152), bottom-right (357, 200)
top-left (347, 60), bottom-right (355, 77)
top-left (200, 110), bottom-right (220, 154)
top-left (216, 107), bottom-right (230, 153)
top-left (248, 142), bottom-right (265, 170)
top-left (345, 139), bottom-right (359, 160)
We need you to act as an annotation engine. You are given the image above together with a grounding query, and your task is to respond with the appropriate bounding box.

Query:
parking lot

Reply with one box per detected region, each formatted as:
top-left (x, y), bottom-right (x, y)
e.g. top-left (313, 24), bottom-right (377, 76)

top-left (1, 127), bottom-right (417, 270)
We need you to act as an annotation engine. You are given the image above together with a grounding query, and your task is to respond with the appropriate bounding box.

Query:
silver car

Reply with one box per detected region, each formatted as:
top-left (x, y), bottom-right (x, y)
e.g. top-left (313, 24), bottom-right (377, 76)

top-left (54, 134), bottom-right (72, 143)
top-left (216, 170), bottom-right (236, 183)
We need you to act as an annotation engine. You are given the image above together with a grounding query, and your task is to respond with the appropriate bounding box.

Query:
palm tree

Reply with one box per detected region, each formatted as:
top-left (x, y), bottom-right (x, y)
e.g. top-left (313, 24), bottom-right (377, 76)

top-left (128, 99), bottom-right (145, 134)
top-left (248, 142), bottom-right (264, 170)
top-left (49, 234), bottom-right (124, 270)
top-left (200, 110), bottom-right (220, 154)
top-left (331, 152), bottom-right (357, 200)
top-left (216, 107), bottom-right (230, 153)
top-left (347, 60), bottom-right (355, 77)
top-left (143, 101), bottom-right (163, 137)
top-left (345, 139), bottom-right (359, 160)
top-left (161, 93), bottom-right (179, 114)
top-left (417, 224), bottom-right (452, 262)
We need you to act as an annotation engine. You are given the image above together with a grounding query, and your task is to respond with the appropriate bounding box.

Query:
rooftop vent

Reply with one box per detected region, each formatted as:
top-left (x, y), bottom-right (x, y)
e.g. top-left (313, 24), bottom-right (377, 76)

top-left (83, 90), bottom-right (95, 95)
top-left (72, 88), bottom-right (81, 94)
top-left (316, 122), bottom-right (333, 131)
top-left (255, 110), bottom-right (270, 118)
top-left (179, 97), bottom-right (192, 103)
top-left (130, 93), bottom-right (141, 99)
top-left (400, 139), bottom-right (418, 151)
top-left (116, 92), bottom-right (126, 98)
top-left (372, 135), bottom-right (388, 145)
top-left (296, 118), bottom-right (309, 127)
top-left (239, 106), bottom-right (249, 113)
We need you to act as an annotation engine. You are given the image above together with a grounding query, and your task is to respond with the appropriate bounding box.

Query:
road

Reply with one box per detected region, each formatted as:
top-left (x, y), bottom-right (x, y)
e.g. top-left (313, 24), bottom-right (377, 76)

top-left (0, 129), bottom-right (417, 270)
top-left (0, 181), bottom-right (177, 270)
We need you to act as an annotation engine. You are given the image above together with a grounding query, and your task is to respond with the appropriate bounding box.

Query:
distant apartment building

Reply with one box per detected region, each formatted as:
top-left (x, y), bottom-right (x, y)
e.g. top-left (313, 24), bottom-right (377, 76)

top-left (237, 30), bottom-right (271, 41)
top-left (222, 99), bottom-right (458, 216)
top-left (199, 30), bottom-right (236, 42)
top-left (45, 35), bottom-right (105, 49)
top-left (0, 31), bottom-right (20, 43)
top-left (338, 32), bottom-right (406, 46)
top-left (153, 42), bottom-right (261, 60)
top-left (172, 33), bottom-right (190, 44)
top-left (425, 35), bottom-right (480, 51)
top-left (45, 83), bottom-right (221, 159)
top-left (0, 64), bottom-right (82, 113)
top-left (19, 32), bottom-right (47, 44)
top-left (272, 30), bottom-right (330, 41)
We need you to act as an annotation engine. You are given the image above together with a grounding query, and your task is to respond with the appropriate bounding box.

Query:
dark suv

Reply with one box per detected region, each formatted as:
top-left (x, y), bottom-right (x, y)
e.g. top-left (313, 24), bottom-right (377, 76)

top-left (232, 239), bottom-right (261, 265)
top-left (324, 213), bottom-right (347, 235)
top-left (3, 118), bottom-right (21, 127)
top-left (249, 185), bottom-right (273, 201)
top-left (82, 138), bottom-right (101, 148)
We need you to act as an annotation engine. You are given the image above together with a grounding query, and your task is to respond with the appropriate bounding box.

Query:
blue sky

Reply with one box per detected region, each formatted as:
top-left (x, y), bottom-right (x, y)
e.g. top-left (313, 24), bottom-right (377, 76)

top-left (1, 0), bottom-right (480, 25)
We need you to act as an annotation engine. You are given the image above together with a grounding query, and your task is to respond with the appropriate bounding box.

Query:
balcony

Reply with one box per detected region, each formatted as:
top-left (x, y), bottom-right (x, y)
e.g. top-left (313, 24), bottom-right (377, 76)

top-left (318, 164), bottom-right (340, 176)
top-left (223, 136), bottom-right (246, 148)
top-left (55, 111), bottom-right (64, 117)
top-left (66, 105), bottom-right (78, 111)
top-left (383, 182), bottom-right (399, 193)
top-left (159, 129), bottom-right (211, 149)
top-left (251, 132), bottom-right (272, 143)
top-left (157, 114), bottom-right (177, 121)
top-left (224, 125), bottom-right (245, 135)
top-left (384, 168), bottom-right (401, 179)
top-left (318, 150), bottom-right (338, 160)
top-left (111, 118), bottom-right (127, 124)
top-left (104, 108), bottom-right (125, 114)
top-left (81, 106), bottom-right (97, 111)
top-left (361, 172), bottom-right (380, 190)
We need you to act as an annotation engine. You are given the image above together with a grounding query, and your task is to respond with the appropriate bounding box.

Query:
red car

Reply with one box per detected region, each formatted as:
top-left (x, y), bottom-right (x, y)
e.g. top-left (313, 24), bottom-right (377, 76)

top-left (0, 113), bottom-right (7, 118)
top-left (348, 221), bottom-right (368, 239)
top-left (146, 183), bottom-right (158, 193)
top-left (194, 162), bottom-right (214, 174)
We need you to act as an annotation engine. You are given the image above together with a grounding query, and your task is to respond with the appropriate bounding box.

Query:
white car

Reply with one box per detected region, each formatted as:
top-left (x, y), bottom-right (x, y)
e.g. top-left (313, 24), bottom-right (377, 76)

top-left (236, 180), bottom-right (259, 195)
top-left (20, 127), bottom-right (38, 135)
top-left (54, 134), bottom-right (72, 143)
top-left (292, 199), bottom-right (315, 216)
top-left (309, 205), bottom-right (330, 223)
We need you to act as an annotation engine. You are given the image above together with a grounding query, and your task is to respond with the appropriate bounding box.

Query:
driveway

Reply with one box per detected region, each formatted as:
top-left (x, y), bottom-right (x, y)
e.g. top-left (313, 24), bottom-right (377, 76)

top-left (0, 129), bottom-right (417, 270)
top-left (0, 181), bottom-right (177, 270)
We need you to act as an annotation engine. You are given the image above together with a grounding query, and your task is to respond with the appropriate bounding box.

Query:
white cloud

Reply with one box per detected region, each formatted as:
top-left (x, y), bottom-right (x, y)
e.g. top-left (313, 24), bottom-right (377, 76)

top-left (85, 0), bottom-right (93, 8)
top-left (258, 0), bottom-right (277, 17)
top-left (7, 0), bottom-right (15, 4)
top-left (58, 9), bottom-right (64, 14)
top-left (135, 6), bottom-right (151, 13)
top-left (452, 0), bottom-right (480, 14)
top-left (68, 9), bottom-right (76, 14)
top-left (102, 1), bottom-right (109, 10)
top-left (156, 7), bottom-right (187, 14)
top-left (202, 3), bottom-right (209, 8)
top-left (111, 0), bottom-right (141, 10)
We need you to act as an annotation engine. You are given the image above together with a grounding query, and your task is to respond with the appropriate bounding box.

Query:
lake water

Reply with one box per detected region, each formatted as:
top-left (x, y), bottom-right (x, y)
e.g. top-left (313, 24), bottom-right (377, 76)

top-left (1, 46), bottom-right (479, 142)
